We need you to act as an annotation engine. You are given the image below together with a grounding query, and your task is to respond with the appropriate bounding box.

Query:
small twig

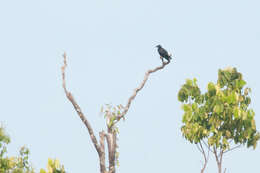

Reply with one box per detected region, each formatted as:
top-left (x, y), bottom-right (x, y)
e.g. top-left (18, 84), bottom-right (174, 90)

top-left (196, 144), bottom-right (203, 154)
top-left (199, 142), bottom-right (206, 159)
top-left (202, 139), bottom-right (214, 153)
top-left (223, 144), bottom-right (242, 154)
top-left (116, 60), bottom-right (170, 123)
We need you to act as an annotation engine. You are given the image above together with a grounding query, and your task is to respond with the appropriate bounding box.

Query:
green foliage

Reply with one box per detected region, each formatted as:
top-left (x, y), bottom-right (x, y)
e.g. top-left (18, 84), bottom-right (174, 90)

top-left (178, 67), bottom-right (260, 151)
top-left (40, 158), bottom-right (65, 173)
top-left (178, 78), bottom-right (201, 103)
top-left (0, 127), bottom-right (10, 158)
top-left (0, 127), bottom-right (66, 173)
top-left (101, 104), bottom-right (124, 130)
top-left (0, 127), bottom-right (35, 173)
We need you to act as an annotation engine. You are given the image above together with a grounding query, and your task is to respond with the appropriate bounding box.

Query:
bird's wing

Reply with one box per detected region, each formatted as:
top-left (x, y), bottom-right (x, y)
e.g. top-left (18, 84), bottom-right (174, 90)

top-left (159, 48), bottom-right (169, 57)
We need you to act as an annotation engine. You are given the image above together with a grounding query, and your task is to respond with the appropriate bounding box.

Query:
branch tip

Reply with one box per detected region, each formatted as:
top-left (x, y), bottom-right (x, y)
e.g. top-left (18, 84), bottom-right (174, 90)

top-left (115, 60), bottom-right (170, 123)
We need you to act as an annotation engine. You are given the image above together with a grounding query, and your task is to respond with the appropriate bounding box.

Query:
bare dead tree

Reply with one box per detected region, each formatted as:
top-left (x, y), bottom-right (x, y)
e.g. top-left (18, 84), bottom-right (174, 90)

top-left (61, 53), bottom-right (170, 173)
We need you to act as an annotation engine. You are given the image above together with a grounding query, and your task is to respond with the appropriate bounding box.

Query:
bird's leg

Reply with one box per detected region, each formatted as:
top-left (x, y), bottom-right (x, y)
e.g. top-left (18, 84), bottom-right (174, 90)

top-left (160, 56), bottom-right (164, 64)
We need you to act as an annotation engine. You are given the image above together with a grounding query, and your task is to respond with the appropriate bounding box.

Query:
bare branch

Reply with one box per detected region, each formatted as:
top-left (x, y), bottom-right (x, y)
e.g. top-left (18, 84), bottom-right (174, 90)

top-left (116, 60), bottom-right (170, 122)
top-left (196, 144), bottom-right (203, 154)
top-left (199, 142), bottom-right (206, 159)
top-left (61, 53), bottom-right (101, 156)
top-left (202, 139), bottom-right (214, 153)
top-left (223, 144), bottom-right (242, 154)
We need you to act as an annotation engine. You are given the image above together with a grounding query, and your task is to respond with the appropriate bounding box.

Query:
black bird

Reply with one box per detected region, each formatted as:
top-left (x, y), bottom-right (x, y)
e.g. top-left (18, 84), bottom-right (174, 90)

top-left (156, 45), bottom-right (172, 62)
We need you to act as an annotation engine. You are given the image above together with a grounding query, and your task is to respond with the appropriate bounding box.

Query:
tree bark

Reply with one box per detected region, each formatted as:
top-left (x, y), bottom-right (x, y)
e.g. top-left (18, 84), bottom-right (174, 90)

top-left (99, 131), bottom-right (106, 173)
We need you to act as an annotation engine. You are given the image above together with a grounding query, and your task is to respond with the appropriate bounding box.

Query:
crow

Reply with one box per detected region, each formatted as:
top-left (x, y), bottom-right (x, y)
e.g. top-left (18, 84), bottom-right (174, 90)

top-left (156, 45), bottom-right (172, 62)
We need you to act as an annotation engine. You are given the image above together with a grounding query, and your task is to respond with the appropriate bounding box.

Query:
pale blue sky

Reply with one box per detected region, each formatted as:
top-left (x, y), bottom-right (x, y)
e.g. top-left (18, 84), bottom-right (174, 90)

top-left (0, 0), bottom-right (260, 172)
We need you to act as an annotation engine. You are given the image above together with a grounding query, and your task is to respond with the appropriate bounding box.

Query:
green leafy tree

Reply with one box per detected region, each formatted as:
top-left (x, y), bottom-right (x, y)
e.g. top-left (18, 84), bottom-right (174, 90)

top-left (0, 126), bottom-right (66, 173)
top-left (178, 67), bottom-right (260, 173)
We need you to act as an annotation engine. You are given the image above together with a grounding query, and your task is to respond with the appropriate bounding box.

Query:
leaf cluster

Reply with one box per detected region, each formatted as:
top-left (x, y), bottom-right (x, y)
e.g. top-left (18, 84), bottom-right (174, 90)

top-left (101, 104), bottom-right (124, 131)
top-left (40, 159), bottom-right (65, 173)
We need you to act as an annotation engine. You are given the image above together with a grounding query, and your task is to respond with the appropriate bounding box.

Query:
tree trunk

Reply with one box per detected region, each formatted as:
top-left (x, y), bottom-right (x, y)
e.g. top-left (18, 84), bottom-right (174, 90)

top-left (213, 148), bottom-right (223, 173)
top-left (217, 162), bottom-right (222, 173)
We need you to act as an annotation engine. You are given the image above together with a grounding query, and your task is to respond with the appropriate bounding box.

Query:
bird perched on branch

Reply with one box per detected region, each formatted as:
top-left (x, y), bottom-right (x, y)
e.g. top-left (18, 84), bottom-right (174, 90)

top-left (156, 45), bottom-right (172, 63)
